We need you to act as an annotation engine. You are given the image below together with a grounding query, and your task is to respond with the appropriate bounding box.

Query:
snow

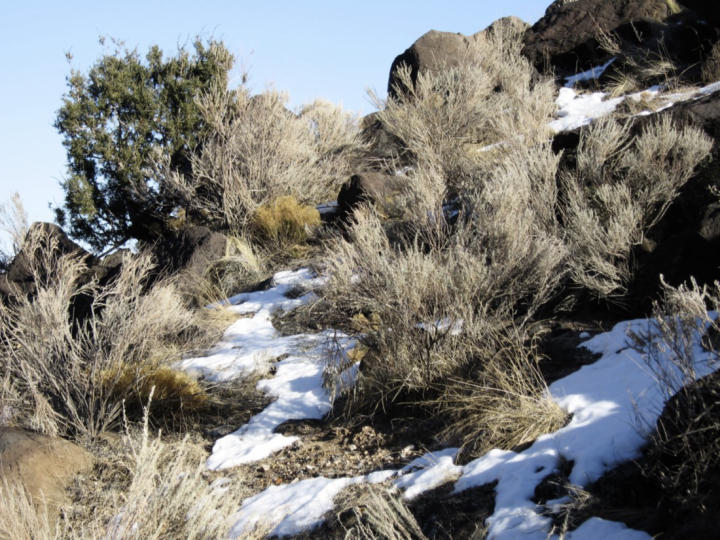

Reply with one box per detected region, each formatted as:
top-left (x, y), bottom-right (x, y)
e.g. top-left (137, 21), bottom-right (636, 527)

top-left (229, 474), bottom-right (379, 537)
top-left (563, 518), bottom-right (652, 540)
top-left (564, 58), bottom-right (616, 88)
top-left (550, 75), bottom-right (720, 134)
top-left (177, 268), bottom-right (357, 469)
top-left (550, 88), bottom-right (624, 132)
top-left (224, 314), bottom-right (716, 539)
top-left (395, 448), bottom-right (462, 500)
top-left (455, 316), bottom-right (715, 539)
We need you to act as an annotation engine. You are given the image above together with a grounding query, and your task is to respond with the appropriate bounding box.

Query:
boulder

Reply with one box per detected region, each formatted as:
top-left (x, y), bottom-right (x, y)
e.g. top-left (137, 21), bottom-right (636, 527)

top-left (387, 17), bottom-right (529, 99)
top-left (522, 0), bottom-right (719, 85)
top-left (359, 112), bottom-right (407, 162)
top-left (0, 223), bottom-right (96, 303)
top-left (0, 428), bottom-right (93, 521)
top-left (153, 225), bottom-right (228, 278)
top-left (387, 30), bottom-right (476, 98)
top-left (337, 172), bottom-right (401, 221)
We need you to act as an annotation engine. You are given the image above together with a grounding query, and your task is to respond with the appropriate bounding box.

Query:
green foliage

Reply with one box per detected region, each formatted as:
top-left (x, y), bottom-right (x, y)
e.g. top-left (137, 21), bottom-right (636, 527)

top-left (55, 38), bottom-right (233, 251)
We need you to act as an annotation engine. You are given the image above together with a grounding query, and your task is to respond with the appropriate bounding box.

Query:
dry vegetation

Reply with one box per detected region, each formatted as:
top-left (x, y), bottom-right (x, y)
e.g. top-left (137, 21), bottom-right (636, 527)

top-left (2, 15), bottom-right (719, 539)
top-left (0, 227), bottom-right (216, 440)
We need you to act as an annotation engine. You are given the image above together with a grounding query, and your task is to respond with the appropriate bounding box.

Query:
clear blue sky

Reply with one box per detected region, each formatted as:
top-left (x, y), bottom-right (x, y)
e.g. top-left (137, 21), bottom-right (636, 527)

top-left (0, 0), bottom-right (549, 247)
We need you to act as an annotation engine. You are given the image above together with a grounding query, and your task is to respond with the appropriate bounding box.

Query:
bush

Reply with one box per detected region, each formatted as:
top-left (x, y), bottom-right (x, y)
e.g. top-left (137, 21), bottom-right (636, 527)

top-left (165, 85), bottom-right (363, 237)
top-left (562, 117), bottom-right (712, 299)
top-left (55, 39), bottom-right (234, 251)
top-left (0, 226), bottom-right (210, 439)
top-left (252, 195), bottom-right (321, 246)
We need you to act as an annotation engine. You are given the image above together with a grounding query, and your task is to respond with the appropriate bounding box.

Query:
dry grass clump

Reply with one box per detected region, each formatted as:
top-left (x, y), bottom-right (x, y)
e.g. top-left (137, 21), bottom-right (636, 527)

top-left (0, 227), bottom-right (210, 440)
top-left (252, 195), bottom-right (321, 246)
top-left (165, 84), bottom-right (363, 237)
top-left (562, 116), bottom-right (712, 299)
top-left (438, 328), bottom-right (567, 459)
top-left (333, 483), bottom-right (428, 540)
top-left (0, 480), bottom-right (56, 540)
top-left (376, 24), bottom-right (555, 200)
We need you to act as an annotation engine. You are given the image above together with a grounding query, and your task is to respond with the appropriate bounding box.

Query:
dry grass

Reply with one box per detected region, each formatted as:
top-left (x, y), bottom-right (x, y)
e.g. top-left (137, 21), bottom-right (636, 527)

top-left (334, 483), bottom-right (428, 540)
top-left (0, 479), bottom-right (57, 540)
top-left (375, 24), bottom-right (555, 201)
top-left (0, 192), bottom-right (28, 260)
top-left (562, 116), bottom-right (712, 299)
top-left (0, 227), bottom-right (212, 439)
top-left (252, 195), bottom-right (321, 246)
top-left (438, 328), bottom-right (567, 459)
top-left (164, 84), bottom-right (363, 237)
top-left (0, 400), bottom-right (266, 539)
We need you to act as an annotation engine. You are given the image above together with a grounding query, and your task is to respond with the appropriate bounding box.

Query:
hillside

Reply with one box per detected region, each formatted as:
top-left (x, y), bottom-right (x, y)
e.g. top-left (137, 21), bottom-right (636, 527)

top-left (2, 0), bottom-right (720, 538)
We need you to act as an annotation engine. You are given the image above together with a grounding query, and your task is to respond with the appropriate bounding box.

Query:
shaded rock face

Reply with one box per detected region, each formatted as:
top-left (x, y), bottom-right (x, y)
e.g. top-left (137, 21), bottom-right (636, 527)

top-left (387, 17), bottom-right (529, 99)
top-left (152, 225), bottom-right (228, 302)
top-left (0, 428), bottom-right (93, 522)
top-left (522, 0), bottom-right (719, 85)
top-left (337, 172), bottom-right (401, 221)
top-left (153, 225), bottom-right (227, 278)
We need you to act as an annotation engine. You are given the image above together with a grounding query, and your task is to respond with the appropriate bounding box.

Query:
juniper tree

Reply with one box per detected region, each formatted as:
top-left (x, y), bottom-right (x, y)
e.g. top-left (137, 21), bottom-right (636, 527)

top-left (55, 38), bottom-right (233, 251)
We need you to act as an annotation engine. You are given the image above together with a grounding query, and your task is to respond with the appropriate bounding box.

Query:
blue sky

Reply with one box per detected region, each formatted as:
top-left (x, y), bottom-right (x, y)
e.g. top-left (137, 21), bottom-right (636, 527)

top-left (0, 1), bottom-right (549, 247)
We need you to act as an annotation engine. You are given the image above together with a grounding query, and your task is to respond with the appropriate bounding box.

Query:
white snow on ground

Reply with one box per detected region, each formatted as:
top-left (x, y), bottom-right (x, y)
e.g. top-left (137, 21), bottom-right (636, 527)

top-left (207, 327), bottom-right (355, 469)
top-left (564, 58), bottom-right (616, 88)
top-left (550, 78), bottom-right (720, 133)
top-left (226, 314), bottom-right (716, 539)
top-left (550, 88), bottom-right (624, 132)
top-left (177, 268), bottom-right (357, 469)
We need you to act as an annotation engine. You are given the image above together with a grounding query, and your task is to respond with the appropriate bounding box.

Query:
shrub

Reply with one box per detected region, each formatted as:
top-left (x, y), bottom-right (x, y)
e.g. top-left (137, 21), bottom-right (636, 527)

top-left (252, 195), bottom-right (321, 246)
top-left (562, 117), bottom-right (712, 299)
top-left (165, 85), bottom-right (363, 237)
top-left (54, 39), bottom-right (234, 251)
top-left (0, 226), bottom-right (208, 439)
top-left (375, 24), bottom-right (555, 199)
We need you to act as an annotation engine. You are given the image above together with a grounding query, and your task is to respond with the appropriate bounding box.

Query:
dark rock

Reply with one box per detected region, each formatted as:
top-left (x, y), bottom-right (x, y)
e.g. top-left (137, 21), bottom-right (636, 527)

top-left (387, 17), bottom-right (529, 99)
top-left (679, 0), bottom-right (720, 26)
top-left (152, 225), bottom-right (229, 302)
top-left (522, 0), bottom-right (674, 73)
top-left (359, 112), bottom-right (407, 162)
top-left (153, 225), bottom-right (228, 278)
top-left (522, 0), bottom-right (719, 85)
top-left (337, 172), bottom-right (400, 221)
top-left (1, 222), bottom-right (95, 301)
top-left (387, 30), bottom-right (476, 98)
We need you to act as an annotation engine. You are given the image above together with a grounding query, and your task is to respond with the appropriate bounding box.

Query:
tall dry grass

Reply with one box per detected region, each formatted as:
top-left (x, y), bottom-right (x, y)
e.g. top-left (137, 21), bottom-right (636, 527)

top-left (0, 227), bottom-right (211, 440)
top-left (165, 84), bottom-right (364, 237)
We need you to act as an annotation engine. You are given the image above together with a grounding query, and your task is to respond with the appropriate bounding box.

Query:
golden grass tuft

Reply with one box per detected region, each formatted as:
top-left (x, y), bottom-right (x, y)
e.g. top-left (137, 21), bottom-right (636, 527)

top-left (438, 328), bottom-right (567, 459)
top-left (252, 195), bottom-right (321, 246)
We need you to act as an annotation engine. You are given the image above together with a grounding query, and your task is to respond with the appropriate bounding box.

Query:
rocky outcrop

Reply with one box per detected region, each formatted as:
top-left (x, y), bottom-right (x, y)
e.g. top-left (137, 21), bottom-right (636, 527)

top-left (522, 0), bottom-right (720, 85)
top-left (387, 17), bottom-right (529, 99)
top-left (0, 428), bottom-right (93, 522)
